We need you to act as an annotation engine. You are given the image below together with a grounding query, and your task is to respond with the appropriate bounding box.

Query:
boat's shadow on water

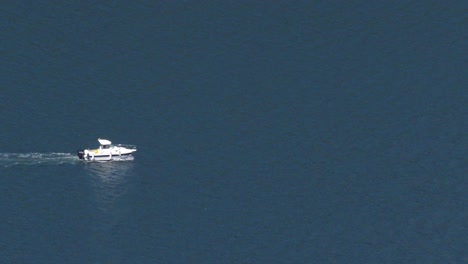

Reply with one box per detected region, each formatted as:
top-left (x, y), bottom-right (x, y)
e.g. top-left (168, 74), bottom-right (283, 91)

top-left (84, 160), bottom-right (135, 211)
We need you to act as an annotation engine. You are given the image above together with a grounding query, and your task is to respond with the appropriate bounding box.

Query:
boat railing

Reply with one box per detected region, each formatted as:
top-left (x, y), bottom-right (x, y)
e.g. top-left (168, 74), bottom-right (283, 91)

top-left (117, 144), bottom-right (137, 149)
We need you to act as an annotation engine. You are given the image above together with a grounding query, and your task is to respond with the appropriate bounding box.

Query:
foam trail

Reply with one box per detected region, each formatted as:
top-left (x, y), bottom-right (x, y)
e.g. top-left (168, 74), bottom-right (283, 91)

top-left (0, 152), bottom-right (79, 167)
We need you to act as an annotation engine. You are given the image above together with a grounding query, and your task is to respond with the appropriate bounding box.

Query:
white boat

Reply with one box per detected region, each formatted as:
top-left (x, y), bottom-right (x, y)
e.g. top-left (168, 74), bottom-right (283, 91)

top-left (77, 138), bottom-right (137, 161)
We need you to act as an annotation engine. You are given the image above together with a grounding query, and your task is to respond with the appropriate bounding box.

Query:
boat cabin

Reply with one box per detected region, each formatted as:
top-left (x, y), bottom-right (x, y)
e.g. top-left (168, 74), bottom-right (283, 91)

top-left (98, 138), bottom-right (112, 149)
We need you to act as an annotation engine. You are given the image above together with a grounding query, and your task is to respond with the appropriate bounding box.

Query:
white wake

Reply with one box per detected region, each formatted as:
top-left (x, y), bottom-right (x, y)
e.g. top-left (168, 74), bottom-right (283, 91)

top-left (0, 152), bottom-right (79, 167)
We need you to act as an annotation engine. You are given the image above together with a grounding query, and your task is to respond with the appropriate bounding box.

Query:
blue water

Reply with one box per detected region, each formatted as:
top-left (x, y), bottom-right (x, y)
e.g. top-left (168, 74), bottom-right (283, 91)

top-left (1, 1), bottom-right (466, 263)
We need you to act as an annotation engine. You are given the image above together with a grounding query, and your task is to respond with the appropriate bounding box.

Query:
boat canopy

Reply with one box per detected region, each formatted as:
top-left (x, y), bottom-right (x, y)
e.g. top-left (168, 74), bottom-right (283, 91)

top-left (98, 138), bottom-right (112, 145)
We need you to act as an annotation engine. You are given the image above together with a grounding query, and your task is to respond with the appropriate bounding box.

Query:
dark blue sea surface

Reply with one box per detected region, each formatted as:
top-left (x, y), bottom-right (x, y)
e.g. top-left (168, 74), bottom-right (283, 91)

top-left (1, 1), bottom-right (466, 263)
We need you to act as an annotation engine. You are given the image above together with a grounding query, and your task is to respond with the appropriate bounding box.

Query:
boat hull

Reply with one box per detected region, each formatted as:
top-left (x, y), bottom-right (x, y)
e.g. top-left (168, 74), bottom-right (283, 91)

top-left (77, 149), bottom-right (136, 161)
